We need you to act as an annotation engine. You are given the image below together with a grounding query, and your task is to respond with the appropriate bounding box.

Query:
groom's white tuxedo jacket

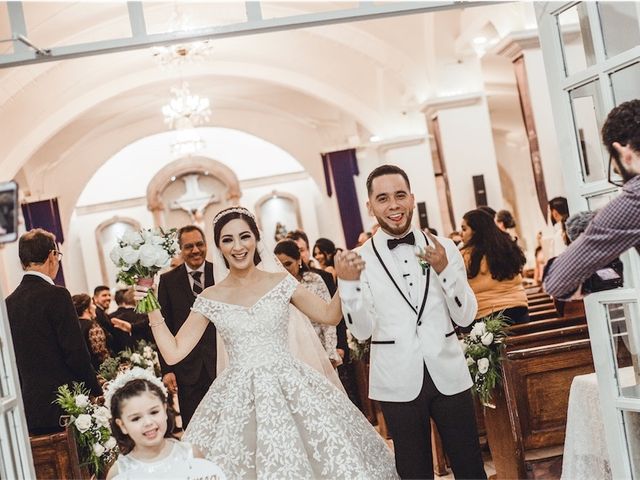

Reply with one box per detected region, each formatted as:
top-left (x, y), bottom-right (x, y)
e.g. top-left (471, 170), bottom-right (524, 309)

top-left (340, 227), bottom-right (476, 402)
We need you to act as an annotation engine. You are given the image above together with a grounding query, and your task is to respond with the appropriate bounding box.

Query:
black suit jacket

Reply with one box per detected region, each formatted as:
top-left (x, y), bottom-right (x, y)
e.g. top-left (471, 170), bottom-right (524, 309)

top-left (157, 261), bottom-right (216, 385)
top-left (96, 305), bottom-right (131, 355)
top-left (6, 275), bottom-right (102, 434)
top-left (109, 306), bottom-right (152, 348)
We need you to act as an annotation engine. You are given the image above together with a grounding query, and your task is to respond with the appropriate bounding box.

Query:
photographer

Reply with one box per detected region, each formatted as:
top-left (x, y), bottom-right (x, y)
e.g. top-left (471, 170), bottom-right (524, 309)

top-left (544, 99), bottom-right (640, 299)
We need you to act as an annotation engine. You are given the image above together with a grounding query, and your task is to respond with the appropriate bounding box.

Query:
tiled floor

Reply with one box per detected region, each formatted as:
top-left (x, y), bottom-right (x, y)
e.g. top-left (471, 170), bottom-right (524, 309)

top-left (435, 451), bottom-right (496, 479)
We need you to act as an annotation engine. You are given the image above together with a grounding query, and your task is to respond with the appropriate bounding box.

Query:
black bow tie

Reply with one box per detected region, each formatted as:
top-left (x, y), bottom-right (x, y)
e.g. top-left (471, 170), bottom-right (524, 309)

top-left (387, 232), bottom-right (415, 250)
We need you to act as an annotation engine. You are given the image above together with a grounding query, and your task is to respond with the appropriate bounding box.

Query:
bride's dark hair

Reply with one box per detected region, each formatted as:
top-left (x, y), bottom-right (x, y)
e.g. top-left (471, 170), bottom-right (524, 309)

top-left (213, 207), bottom-right (262, 267)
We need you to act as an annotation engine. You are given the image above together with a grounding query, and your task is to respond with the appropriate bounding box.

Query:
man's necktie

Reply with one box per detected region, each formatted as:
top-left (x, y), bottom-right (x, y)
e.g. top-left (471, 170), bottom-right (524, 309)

top-left (387, 231), bottom-right (416, 250)
top-left (191, 271), bottom-right (203, 294)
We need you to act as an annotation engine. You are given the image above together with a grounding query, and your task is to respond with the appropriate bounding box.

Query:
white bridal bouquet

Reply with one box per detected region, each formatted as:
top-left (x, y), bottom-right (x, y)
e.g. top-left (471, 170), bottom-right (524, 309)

top-left (55, 383), bottom-right (118, 476)
top-left (110, 228), bottom-right (178, 313)
top-left (462, 311), bottom-right (509, 407)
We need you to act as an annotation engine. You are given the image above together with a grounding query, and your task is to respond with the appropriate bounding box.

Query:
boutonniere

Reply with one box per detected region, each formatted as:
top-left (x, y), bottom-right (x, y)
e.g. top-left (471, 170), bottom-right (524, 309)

top-left (414, 246), bottom-right (430, 275)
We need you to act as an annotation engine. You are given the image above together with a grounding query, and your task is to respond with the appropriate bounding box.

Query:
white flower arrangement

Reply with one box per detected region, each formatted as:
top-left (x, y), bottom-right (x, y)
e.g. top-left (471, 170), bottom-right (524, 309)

top-left (55, 383), bottom-right (119, 476)
top-left (110, 227), bottom-right (178, 313)
top-left (462, 311), bottom-right (509, 407)
top-left (99, 340), bottom-right (161, 381)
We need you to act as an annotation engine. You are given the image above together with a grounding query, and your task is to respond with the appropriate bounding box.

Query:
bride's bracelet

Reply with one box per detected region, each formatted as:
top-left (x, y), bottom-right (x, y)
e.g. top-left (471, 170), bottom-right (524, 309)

top-left (149, 319), bottom-right (165, 328)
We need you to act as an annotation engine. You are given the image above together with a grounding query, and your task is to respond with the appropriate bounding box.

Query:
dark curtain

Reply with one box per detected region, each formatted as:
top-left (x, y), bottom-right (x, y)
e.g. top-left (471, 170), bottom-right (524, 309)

top-left (321, 149), bottom-right (364, 250)
top-left (22, 198), bottom-right (66, 286)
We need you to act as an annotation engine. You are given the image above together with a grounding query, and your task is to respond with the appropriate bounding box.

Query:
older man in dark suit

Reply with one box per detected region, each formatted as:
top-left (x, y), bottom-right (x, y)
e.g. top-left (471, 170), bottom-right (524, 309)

top-left (6, 228), bottom-right (101, 434)
top-left (157, 225), bottom-right (216, 428)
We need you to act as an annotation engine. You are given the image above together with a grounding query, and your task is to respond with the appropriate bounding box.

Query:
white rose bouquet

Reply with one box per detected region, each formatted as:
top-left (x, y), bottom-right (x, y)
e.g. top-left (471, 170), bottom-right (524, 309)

top-left (55, 383), bottom-right (119, 476)
top-left (462, 310), bottom-right (509, 407)
top-left (110, 228), bottom-right (178, 313)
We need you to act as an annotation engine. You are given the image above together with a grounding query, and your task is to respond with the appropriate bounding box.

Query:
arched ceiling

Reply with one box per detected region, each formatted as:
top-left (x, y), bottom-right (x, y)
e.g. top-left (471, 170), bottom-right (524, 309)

top-left (0, 1), bottom-right (536, 221)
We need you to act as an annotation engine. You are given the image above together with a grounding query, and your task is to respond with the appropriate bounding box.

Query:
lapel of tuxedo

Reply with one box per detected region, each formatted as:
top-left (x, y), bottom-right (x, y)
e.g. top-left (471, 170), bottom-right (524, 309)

top-left (370, 233), bottom-right (416, 314)
top-left (204, 261), bottom-right (214, 287)
top-left (415, 230), bottom-right (432, 323)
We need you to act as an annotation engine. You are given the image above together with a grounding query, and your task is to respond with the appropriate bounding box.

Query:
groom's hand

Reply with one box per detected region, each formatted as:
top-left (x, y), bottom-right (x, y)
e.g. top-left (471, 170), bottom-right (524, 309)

top-left (335, 250), bottom-right (365, 281)
top-left (423, 230), bottom-right (448, 274)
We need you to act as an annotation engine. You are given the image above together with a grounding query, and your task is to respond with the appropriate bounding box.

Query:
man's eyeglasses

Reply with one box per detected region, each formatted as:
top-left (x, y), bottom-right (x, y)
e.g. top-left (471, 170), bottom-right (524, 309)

top-left (51, 250), bottom-right (63, 259)
top-left (182, 241), bottom-right (205, 251)
top-left (608, 155), bottom-right (625, 188)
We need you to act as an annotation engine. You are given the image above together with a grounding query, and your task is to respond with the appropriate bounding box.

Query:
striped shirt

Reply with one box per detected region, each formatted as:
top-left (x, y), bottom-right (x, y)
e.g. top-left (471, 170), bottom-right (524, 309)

top-left (544, 175), bottom-right (640, 299)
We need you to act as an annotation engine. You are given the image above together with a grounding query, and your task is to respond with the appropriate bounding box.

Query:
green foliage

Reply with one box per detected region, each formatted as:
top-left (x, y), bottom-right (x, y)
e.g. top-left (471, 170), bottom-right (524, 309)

top-left (54, 383), bottom-right (118, 476)
top-left (348, 334), bottom-right (370, 361)
top-left (99, 340), bottom-right (161, 381)
top-left (462, 310), bottom-right (509, 406)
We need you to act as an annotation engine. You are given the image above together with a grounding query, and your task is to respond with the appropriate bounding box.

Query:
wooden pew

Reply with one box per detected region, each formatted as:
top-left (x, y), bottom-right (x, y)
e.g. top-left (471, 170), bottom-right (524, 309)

top-left (508, 314), bottom-right (586, 337)
top-left (528, 307), bottom-right (560, 321)
top-left (484, 338), bottom-right (596, 479)
top-left (30, 426), bottom-right (90, 479)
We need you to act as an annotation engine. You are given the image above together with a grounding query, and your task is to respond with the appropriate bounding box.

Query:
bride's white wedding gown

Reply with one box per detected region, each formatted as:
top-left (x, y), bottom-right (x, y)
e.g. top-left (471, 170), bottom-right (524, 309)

top-left (184, 275), bottom-right (399, 479)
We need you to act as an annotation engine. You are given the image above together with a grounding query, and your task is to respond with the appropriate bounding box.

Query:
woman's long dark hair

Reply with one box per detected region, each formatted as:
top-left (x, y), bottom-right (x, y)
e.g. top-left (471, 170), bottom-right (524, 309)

top-left (274, 240), bottom-right (310, 275)
top-left (462, 209), bottom-right (526, 281)
top-left (313, 238), bottom-right (336, 267)
top-left (109, 379), bottom-right (176, 455)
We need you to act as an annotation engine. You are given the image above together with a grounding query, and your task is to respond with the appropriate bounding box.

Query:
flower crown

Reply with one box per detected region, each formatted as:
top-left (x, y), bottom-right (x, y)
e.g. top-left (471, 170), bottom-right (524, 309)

top-left (104, 367), bottom-right (168, 409)
top-left (213, 207), bottom-right (256, 227)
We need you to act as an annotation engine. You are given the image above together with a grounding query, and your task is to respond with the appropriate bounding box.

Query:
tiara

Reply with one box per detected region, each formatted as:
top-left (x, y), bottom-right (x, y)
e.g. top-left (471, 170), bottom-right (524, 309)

top-left (104, 367), bottom-right (168, 410)
top-left (213, 207), bottom-right (256, 226)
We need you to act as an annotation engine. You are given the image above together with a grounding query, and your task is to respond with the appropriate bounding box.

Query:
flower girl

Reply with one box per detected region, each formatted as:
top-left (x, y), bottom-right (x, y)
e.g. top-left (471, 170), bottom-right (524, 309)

top-left (105, 367), bottom-right (205, 479)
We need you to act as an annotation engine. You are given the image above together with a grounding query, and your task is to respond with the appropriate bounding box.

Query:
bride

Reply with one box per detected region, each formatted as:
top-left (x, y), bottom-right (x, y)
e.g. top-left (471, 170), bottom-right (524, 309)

top-left (138, 206), bottom-right (398, 479)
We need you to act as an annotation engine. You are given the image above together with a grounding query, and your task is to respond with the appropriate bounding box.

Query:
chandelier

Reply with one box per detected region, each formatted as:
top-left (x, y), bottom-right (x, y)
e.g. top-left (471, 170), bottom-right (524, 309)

top-left (151, 41), bottom-right (213, 68)
top-left (150, 10), bottom-right (213, 68)
top-left (162, 82), bottom-right (211, 130)
top-left (170, 129), bottom-right (206, 158)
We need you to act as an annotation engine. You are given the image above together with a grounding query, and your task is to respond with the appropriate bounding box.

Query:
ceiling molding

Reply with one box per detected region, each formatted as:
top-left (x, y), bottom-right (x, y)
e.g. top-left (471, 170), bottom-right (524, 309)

top-left (375, 135), bottom-right (426, 154)
top-left (420, 91), bottom-right (484, 119)
top-left (489, 29), bottom-right (540, 60)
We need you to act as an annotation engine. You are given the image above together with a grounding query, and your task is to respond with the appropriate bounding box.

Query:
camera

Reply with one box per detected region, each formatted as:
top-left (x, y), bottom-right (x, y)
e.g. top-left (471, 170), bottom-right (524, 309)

top-left (581, 258), bottom-right (624, 294)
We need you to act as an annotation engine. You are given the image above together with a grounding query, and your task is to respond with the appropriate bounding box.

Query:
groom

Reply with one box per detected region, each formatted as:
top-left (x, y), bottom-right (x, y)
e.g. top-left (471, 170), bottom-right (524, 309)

top-left (335, 165), bottom-right (486, 479)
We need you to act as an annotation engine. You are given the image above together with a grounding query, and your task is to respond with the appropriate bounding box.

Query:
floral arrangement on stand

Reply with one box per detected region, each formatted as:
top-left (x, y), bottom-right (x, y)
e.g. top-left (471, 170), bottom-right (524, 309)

top-left (110, 228), bottom-right (178, 313)
top-left (55, 383), bottom-right (118, 476)
top-left (462, 311), bottom-right (509, 407)
top-left (347, 331), bottom-right (370, 362)
top-left (99, 339), bottom-right (162, 381)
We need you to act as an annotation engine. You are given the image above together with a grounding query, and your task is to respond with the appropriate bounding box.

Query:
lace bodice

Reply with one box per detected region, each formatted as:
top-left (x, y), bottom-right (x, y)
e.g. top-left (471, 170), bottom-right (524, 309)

top-left (186, 274), bottom-right (398, 479)
top-left (192, 275), bottom-right (297, 369)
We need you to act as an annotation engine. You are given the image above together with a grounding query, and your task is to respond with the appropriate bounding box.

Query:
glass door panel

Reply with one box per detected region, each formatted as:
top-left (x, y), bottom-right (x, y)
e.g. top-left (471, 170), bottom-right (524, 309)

top-left (621, 409), bottom-right (640, 477)
top-left (604, 302), bottom-right (640, 399)
top-left (598, 2), bottom-right (640, 59)
top-left (558, 4), bottom-right (596, 76)
top-left (569, 80), bottom-right (607, 182)
top-left (610, 62), bottom-right (640, 106)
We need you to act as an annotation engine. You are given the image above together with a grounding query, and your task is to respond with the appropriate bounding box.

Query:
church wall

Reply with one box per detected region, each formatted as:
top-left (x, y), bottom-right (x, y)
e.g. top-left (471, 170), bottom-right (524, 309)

top-left (436, 99), bottom-right (503, 226)
top-left (65, 175), bottom-right (326, 296)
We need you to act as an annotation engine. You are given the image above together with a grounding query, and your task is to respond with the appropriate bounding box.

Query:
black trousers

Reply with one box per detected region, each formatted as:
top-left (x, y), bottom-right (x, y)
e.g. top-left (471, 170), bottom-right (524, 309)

top-left (379, 366), bottom-right (486, 480)
top-left (177, 367), bottom-right (215, 429)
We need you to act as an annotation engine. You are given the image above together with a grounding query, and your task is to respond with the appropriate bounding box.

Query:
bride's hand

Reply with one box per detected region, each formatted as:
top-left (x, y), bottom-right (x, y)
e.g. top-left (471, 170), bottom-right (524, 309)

top-left (335, 250), bottom-right (365, 281)
top-left (133, 285), bottom-right (152, 302)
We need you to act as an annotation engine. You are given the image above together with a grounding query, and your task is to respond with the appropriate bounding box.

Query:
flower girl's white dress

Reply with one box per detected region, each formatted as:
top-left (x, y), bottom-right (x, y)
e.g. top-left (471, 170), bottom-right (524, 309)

top-left (184, 275), bottom-right (399, 479)
top-left (114, 439), bottom-right (193, 478)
